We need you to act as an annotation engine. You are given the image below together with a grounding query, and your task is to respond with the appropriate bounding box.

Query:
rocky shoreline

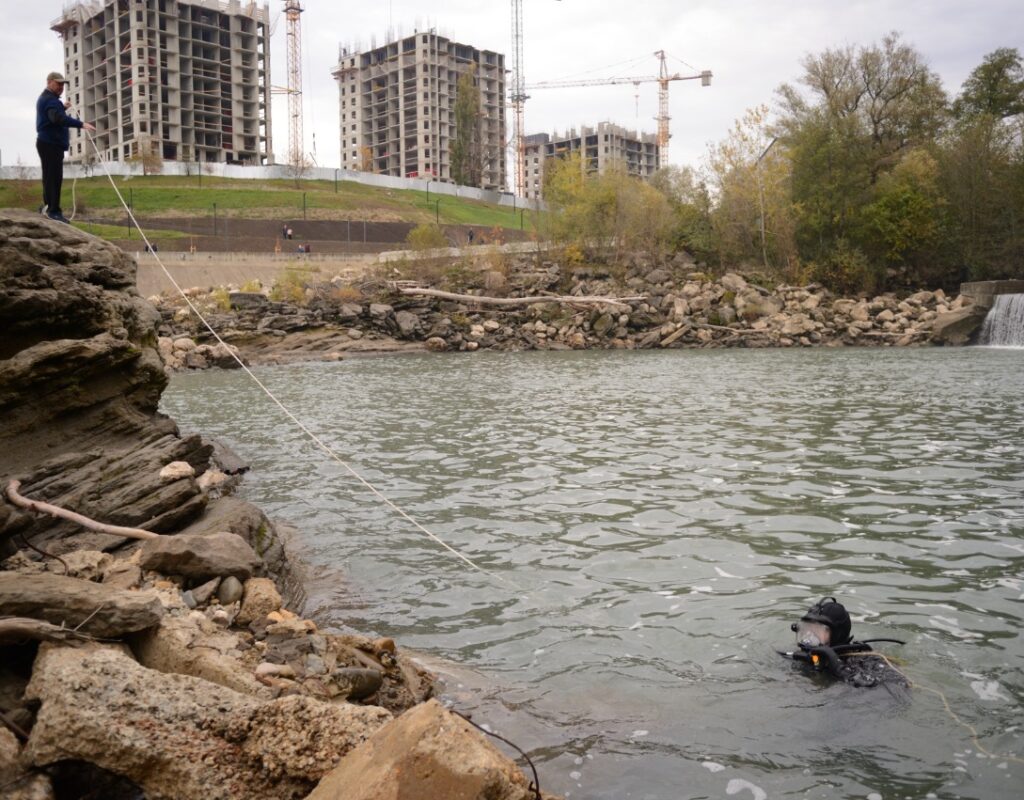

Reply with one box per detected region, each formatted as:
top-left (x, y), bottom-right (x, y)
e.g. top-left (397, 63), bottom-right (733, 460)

top-left (149, 252), bottom-right (985, 370)
top-left (0, 211), bottom-right (554, 799)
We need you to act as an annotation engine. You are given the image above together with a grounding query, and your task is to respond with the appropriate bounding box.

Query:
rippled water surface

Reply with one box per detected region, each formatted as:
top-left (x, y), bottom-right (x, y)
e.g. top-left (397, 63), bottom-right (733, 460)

top-left (162, 347), bottom-right (1024, 800)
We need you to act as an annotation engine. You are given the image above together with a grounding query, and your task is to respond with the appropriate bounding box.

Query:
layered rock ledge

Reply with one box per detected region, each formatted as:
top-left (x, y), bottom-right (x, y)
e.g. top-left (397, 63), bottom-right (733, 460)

top-left (0, 210), bottom-right (554, 800)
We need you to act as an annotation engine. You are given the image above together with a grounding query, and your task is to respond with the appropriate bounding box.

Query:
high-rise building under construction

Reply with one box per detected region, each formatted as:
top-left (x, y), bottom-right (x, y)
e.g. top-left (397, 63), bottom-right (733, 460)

top-left (523, 123), bottom-right (661, 200)
top-left (334, 31), bottom-right (506, 191)
top-left (51, 0), bottom-right (273, 166)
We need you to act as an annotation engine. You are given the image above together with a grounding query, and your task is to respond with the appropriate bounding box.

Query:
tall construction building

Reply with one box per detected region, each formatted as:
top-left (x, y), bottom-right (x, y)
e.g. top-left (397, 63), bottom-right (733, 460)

top-left (51, 0), bottom-right (273, 166)
top-left (333, 31), bottom-right (506, 191)
top-left (523, 123), bottom-right (661, 201)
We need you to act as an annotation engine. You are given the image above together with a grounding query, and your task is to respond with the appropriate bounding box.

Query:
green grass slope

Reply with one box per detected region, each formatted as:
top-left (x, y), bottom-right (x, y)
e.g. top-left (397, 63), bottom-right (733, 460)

top-left (0, 175), bottom-right (538, 231)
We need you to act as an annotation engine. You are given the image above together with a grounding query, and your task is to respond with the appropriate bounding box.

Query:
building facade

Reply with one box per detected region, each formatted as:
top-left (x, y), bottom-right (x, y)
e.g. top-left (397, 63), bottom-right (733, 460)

top-left (51, 0), bottom-right (273, 166)
top-left (523, 123), bottom-right (661, 200)
top-left (333, 32), bottom-right (505, 191)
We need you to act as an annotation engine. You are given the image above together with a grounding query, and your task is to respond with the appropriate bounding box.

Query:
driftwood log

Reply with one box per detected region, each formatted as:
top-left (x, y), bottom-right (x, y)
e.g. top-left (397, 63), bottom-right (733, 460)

top-left (392, 285), bottom-right (644, 311)
top-left (696, 323), bottom-right (771, 336)
top-left (5, 479), bottom-right (159, 540)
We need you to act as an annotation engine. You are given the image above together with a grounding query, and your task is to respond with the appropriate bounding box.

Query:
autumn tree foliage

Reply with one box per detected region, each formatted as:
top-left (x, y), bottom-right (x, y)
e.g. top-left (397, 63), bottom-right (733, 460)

top-left (542, 152), bottom-right (675, 262)
top-left (539, 35), bottom-right (1022, 293)
top-left (451, 66), bottom-right (482, 188)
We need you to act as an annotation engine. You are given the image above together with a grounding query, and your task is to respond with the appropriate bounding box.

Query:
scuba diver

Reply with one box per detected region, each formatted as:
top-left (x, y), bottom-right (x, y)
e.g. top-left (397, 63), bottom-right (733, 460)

top-left (779, 597), bottom-right (908, 688)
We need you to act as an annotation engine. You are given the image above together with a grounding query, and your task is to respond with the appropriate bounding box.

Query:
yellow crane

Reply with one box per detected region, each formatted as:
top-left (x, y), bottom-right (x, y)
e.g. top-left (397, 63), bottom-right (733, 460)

top-left (526, 51), bottom-right (711, 165)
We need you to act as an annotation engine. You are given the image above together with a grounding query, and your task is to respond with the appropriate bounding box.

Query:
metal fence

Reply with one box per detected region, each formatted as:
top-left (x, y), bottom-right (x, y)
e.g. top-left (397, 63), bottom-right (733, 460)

top-left (0, 161), bottom-right (545, 210)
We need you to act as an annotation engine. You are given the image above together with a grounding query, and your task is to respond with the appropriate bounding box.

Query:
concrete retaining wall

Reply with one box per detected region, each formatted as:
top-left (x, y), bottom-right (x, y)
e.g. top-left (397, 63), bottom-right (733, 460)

top-left (960, 280), bottom-right (1024, 308)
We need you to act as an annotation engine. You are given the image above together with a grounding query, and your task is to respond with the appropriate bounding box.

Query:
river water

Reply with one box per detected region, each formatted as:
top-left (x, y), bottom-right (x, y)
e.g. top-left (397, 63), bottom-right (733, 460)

top-left (161, 347), bottom-right (1024, 800)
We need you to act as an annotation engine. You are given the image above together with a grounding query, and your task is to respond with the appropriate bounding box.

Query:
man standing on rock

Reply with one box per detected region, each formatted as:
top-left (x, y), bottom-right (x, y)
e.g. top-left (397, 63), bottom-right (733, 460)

top-left (36, 71), bottom-right (95, 223)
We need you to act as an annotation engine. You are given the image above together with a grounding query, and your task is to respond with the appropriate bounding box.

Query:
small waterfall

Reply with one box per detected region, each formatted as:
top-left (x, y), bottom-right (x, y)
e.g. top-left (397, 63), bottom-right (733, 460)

top-left (978, 293), bottom-right (1024, 346)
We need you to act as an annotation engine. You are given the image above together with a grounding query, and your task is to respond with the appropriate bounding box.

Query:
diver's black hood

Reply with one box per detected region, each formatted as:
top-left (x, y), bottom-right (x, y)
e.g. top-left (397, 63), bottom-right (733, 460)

top-left (800, 597), bottom-right (853, 645)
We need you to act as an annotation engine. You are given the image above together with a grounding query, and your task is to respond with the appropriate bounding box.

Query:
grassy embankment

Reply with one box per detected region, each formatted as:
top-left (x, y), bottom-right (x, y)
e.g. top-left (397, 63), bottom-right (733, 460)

top-left (0, 175), bottom-right (540, 240)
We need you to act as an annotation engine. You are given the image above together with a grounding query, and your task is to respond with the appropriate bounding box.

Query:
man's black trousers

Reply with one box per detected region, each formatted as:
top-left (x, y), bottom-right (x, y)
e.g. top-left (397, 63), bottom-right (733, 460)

top-left (36, 140), bottom-right (66, 216)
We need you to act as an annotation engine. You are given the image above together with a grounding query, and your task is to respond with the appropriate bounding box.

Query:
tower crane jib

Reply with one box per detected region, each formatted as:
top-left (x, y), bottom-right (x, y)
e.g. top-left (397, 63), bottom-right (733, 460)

top-left (526, 54), bottom-right (711, 167)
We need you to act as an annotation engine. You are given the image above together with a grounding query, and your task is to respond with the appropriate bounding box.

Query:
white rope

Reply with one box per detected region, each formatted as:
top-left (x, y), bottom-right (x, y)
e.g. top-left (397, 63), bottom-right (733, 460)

top-left (68, 169), bottom-right (78, 222)
top-left (80, 129), bottom-right (512, 588)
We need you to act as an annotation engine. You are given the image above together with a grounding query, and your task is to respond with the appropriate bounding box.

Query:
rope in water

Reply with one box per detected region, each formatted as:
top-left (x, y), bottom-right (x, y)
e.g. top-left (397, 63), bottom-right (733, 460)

top-left (845, 651), bottom-right (1024, 765)
top-left (79, 127), bottom-right (513, 589)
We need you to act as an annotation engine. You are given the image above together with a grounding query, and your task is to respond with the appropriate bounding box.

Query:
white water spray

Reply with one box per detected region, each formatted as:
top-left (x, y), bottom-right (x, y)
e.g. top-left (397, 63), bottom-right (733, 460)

top-left (978, 294), bottom-right (1024, 347)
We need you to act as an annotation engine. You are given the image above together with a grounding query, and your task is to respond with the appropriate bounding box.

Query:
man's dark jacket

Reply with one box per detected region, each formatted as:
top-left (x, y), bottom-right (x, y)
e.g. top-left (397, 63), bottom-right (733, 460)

top-left (36, 89), bottom-right (82, 151)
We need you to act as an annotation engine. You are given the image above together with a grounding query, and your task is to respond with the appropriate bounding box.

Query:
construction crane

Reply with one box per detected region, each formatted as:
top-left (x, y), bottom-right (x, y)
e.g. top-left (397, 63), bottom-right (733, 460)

top-left (510, 0), bottom-right (527, 197)
top-left (510, 0), bottom-right (563, 197)
top-left (526, 51), bottom-right (711, 165)
top-left (283, 1), bottom-right (304, 167)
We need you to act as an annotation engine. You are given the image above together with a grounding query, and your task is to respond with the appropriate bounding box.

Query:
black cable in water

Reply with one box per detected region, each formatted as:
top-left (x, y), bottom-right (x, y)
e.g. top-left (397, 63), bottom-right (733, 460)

top-left (450, 708), bottom-right (543, 800)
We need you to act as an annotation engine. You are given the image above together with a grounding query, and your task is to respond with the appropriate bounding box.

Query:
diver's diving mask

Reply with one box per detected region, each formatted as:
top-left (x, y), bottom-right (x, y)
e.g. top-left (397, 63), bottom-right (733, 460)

top-left (791, 620), bottom-right (831, 648)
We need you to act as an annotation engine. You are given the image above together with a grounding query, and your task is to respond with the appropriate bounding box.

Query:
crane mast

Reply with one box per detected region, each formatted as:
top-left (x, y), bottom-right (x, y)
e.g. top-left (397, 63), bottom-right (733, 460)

top-left (284, 1), bottom-right (304, 167)
top-left (510, 0), bottom-right (527, 196)
top-left (656, 50), bottom-right (671, 163)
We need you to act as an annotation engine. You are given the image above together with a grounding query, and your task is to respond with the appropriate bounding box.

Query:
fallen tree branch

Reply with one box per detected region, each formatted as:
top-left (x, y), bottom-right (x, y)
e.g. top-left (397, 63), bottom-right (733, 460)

top-left (392, 285), bottom-right (644, 310)
top-left (696, 323), bottom-right (771, 336)
top-left (5, 480), bottom-right (159, 540)
top-left (0, 616), bottom-right (99, 646)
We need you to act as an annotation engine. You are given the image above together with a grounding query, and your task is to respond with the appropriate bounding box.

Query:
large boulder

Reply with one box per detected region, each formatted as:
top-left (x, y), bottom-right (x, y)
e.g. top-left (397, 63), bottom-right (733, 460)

top-left (174, 496), bottom-right (287, 578)
top-left (140, 531), bottom-right (262, 581)
top-left (132, 613), bottom-right (270, 697)
top-left (734, 290), bottom-right (782, 321)
top-left (236, 577), bottom-right (283, 625)
top-left (0, 211), bottom-right (157, 346)
top-left (307, 699), bottom-right (550, 800)
top-left (228, 291), bottom-right (268, 311)
top-left (719, 272), bottom-right (748, 293)
top-left (931, 305), bottom-right (989, 345)
top-left (394, 310), bottom-right (420, 338)
top-left (23, 644), bottom-right (391, 800)
top-left (0, 573), bottom-right (163, 637)
top-left (0, 213), bottom-right (166, 466)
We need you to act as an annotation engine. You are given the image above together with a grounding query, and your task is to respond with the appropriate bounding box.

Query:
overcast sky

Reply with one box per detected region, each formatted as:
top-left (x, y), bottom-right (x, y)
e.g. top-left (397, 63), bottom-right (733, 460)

top-left (1, 0), bottom-right (1021, 184)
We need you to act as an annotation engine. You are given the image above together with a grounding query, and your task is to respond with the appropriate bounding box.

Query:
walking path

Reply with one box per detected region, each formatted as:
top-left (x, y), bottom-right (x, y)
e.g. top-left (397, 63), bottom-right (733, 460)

top-left (136, 252), bottom-right (375, 297)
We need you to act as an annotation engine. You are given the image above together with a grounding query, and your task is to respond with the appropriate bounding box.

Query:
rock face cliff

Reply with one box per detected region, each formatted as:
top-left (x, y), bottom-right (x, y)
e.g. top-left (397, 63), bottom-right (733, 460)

top-left (0, 210), bottom-right (265, 562)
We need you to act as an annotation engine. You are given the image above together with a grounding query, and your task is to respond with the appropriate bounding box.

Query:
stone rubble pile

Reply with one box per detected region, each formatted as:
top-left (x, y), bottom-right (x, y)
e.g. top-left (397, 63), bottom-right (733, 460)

top-left (0, 530), bottom-right (446, 799)
top-left (155, 258), bottom-right (977, 367)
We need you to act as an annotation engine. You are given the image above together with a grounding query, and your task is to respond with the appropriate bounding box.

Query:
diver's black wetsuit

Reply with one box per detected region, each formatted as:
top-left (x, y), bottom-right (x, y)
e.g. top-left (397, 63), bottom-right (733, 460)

top-left (792, 642), bottom-right (908, 688)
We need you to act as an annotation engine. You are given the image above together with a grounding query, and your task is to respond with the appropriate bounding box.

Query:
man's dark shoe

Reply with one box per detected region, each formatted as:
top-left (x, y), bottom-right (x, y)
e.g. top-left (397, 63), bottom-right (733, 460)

top-left (47, 212), bottom-right (71, 224)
